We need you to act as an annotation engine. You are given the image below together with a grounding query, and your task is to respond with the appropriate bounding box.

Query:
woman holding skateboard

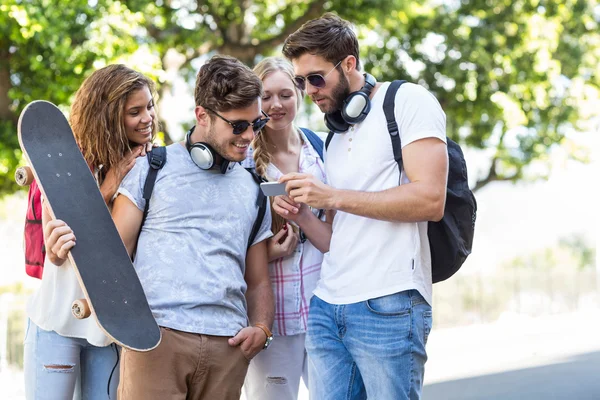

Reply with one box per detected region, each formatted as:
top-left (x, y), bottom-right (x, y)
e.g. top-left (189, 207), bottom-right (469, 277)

top-left (241, 57), bottom-right (332, 400)
top-left (23, 64), bottom-right (157, 400)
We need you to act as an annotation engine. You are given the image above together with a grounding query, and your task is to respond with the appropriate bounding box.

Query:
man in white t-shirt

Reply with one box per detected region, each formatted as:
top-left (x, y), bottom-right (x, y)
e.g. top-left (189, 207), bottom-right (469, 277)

top-left (278, 13), bottom-right (448, 400)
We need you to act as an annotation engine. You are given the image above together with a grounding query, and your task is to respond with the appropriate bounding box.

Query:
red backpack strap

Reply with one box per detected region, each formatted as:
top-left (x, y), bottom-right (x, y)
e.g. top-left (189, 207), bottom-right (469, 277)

top-left (24, 179), bottom-right (45, 279)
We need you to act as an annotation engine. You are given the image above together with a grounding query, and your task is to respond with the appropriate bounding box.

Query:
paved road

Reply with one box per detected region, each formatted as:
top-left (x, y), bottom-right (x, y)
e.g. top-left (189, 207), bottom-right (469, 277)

top-left (424, 350), bottom-right (600, 400)
top-left (3, 311), bottom-right (599, 399)
top-left (422, 310), bottom-right (600, 400)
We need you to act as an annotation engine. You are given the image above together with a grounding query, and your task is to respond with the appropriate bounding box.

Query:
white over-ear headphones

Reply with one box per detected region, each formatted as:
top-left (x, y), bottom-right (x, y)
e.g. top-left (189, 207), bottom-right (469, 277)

top-left (324, 73), bottom-right (377, 133)
top-left (185, 127), bottom-right (234, 174)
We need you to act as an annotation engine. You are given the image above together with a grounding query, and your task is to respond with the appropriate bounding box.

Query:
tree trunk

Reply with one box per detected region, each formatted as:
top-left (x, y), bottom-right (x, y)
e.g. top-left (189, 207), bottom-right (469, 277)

top-left (0, 46), bottom-right (15, 123)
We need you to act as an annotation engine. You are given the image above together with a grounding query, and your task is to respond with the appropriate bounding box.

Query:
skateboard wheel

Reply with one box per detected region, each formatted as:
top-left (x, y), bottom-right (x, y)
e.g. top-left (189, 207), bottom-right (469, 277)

top-left (72, 299), bottom-right (91, 319)
top-left (15, 166), bottom-right (34, 186)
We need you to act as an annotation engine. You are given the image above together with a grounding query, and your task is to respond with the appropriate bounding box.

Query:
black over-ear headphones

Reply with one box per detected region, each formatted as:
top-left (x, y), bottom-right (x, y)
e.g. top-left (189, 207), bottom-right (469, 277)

top-left (185, 127), bottom-right (234, 174)
top-left (324, 73), bottom-right (377, 133)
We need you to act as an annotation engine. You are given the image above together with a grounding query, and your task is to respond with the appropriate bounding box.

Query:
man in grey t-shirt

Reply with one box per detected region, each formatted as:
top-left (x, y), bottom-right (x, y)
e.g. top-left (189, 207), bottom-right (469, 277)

top-left (112, 55), bottom-right (275, 399)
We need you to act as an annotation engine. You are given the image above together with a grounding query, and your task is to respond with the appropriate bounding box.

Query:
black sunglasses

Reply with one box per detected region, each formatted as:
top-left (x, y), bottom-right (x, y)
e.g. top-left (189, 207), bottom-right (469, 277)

top-left (293, 60), bottom-right (342, 91)
top-left (205, 108), bottom-right (270, 135)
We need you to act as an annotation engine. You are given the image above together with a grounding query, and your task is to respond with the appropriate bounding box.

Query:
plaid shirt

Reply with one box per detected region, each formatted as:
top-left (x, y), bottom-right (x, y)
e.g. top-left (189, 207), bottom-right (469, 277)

top-left (242, 129), bottom-right (327, 335)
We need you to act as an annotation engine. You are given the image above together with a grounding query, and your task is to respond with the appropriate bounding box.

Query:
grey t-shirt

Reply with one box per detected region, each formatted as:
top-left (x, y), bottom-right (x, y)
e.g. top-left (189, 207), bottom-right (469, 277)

top-left (118, 143), bottom-right (272, 336)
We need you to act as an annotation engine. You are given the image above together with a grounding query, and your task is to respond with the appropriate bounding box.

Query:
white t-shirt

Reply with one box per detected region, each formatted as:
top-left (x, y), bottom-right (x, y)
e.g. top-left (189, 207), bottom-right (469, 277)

top-left (315, 82), bottom-right (447, 306)
top-left (27, 258), bottom-right (113, 347)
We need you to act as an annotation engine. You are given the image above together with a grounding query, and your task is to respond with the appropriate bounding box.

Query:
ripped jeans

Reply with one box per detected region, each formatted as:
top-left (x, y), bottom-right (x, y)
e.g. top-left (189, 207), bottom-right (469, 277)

top-left (23, 319), bottom-right (120, 400)
top-left (243, 333), bottom-right (309, 400)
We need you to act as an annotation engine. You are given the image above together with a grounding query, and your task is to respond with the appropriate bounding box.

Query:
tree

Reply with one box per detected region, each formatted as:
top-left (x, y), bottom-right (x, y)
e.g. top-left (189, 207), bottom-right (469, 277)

top-left (0, 0), bottom-right (147, 195)
top-left (363, 0), bottom-right (599, 190)
top-left (119, 0), bottom-right (409, 139)
top-left (124, 0), bottom-right (600, 191)
top-left (1, 0), bottom-right (598, 196)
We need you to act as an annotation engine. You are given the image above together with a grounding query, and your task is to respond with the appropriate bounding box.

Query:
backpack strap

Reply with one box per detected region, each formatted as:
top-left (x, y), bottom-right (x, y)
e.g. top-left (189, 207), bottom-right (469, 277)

top-left (325, 131), bottom-right (334, 151)
top-left (383, 80), bottom-right (407, 176)
top-left (27, 182), bottom-right (42, 224)
top-left (141, 146), bottom-right (167, 227)
top-left (245, 167), bottom-right (268, 249)
top-left (300, 128), bottom-right (324, 161)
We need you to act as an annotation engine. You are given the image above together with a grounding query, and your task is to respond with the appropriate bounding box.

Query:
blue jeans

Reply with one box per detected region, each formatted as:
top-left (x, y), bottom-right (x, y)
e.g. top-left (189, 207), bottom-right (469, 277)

top-left (306, 290), bottom-right (432, 400)
top-left (23, 319), bottom-right (120, 400)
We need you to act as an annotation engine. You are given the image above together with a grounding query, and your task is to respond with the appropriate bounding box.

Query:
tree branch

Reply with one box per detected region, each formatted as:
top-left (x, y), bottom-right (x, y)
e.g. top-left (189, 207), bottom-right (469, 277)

top-left (197, 0), bottom-right (228, 40)
top-left (473, 157), bottom-right (519, 192)
top-left (218, 0), bottom-right (325, 63)
top-left (0, 46), bottom-right (15, 123)
top-left (256, 0), bottom-right (324, 52)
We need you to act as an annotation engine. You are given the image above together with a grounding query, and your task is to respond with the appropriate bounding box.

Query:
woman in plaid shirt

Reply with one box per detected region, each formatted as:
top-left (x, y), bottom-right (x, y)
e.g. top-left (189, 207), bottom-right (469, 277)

top-left (241, 57), bottom-right (332, 400)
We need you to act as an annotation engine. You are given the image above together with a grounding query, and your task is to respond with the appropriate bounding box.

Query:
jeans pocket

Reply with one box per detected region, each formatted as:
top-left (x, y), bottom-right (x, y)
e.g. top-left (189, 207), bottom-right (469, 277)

top-left (423, 311), bottom-right (432, 344)
top-left (366, 292), bottom-right (412, 316)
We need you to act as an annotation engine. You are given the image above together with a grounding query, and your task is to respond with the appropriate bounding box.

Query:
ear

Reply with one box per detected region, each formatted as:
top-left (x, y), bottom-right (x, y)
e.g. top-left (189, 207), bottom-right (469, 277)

top-left (342, 56), bottom-right (358, 74)
top-left (195, 106), bottom-right (210, 127)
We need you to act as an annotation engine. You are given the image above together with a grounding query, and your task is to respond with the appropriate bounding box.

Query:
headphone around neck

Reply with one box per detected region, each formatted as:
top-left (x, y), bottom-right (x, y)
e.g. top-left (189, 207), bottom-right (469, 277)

top-left (324, 73), bottom-right (377, 133)
top-left (185, 127), bottom-right (234, 174)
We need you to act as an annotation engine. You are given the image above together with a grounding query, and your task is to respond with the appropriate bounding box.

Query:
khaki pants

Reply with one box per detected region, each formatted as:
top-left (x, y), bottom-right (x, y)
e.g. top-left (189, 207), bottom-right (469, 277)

top-left (118, 327), bottom-right (249, 400)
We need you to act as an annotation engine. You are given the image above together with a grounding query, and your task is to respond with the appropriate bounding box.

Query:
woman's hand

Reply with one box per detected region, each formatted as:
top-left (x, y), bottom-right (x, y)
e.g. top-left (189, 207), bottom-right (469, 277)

top-left (44, 219), bottom-right (76, 266)
top-left (272, 195), bottom-right (313, 225)
top-left (100, 145), bottom-right (145, 205)
top-left (143, 141), bottom-right (155, 155)
top-left (266, 223), bottom-right (299, 262)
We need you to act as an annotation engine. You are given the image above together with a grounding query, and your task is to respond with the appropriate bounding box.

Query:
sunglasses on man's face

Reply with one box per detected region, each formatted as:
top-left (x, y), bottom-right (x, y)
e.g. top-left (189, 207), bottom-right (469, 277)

top-left (205, 108), bottom-right (270, 135)
top-left (293, 60), bottom-right (342, 91)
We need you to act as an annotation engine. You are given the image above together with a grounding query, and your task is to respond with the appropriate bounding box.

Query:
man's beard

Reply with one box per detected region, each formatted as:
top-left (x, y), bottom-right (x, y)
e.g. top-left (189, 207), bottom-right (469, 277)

top-left (205, 125), bottom-right (228, 162)
top-left (205, 124), bottom-right (247, 163)
top-left (326, 73), bottom-right (352, 114)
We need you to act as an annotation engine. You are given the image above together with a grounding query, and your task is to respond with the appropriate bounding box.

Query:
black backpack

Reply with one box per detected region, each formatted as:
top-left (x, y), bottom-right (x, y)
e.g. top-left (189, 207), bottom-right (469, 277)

top-left (326, 80), bottom-right (477, 283)
top-left (141, 146), bottom-right (267, 249)
top-left (244, 167), bottom-right (268, 248)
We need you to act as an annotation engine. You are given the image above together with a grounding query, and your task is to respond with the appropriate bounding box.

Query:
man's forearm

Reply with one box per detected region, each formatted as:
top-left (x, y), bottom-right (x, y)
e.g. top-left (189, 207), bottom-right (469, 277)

top-left (246, 280), bottom-right (274, 329)
top-left (296, 213), bottom-right (332, 253)
top-left (333, 182), bottom-right (445, 223)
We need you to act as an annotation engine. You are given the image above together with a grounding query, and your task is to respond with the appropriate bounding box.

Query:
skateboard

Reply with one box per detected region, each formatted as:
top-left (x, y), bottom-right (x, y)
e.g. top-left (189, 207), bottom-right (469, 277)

top-left (17, 100), bottom-right (161, 351)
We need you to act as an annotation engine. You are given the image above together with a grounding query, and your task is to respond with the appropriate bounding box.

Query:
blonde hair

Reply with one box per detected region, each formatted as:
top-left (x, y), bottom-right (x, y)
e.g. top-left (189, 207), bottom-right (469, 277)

top-left (70, 64), bottom-right (157, 180)
top-left (252, 57), bottom-right (304, 234)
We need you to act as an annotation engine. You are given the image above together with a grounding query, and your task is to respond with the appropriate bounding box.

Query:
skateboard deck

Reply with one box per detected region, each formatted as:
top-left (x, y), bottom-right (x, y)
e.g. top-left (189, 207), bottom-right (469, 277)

top-left (18, 100), bottom-right (161, 351)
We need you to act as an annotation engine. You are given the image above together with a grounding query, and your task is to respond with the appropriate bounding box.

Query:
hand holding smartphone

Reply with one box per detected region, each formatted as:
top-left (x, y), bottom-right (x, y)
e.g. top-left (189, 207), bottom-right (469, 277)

top-left (260, 182), bottom-right (287, 197)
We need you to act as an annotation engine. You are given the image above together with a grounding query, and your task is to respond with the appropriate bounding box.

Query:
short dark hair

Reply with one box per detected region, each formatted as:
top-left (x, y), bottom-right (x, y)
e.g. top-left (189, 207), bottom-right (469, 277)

top-left (194, 55), bottom-right (263, 112)
top-left (282, 13), bottom-right (361, 70)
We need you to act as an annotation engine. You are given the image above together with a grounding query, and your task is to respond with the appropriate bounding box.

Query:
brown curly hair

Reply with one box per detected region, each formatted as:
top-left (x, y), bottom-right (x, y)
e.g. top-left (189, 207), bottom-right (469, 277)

top-left (253, 57), bottom-right (304, 234)
top-left (194, 55), bottom-right (263, 113)
top-left (69, 64), bottom-right (157, 179)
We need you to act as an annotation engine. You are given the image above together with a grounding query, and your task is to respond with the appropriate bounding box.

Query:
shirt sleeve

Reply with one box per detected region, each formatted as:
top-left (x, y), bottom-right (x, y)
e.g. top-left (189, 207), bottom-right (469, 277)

top-left (250, 197), bottom-right (273, 246)
top-left (117, 157), bottom-right (150, 211)
top-left (395, 83), bottom-right (447, 148)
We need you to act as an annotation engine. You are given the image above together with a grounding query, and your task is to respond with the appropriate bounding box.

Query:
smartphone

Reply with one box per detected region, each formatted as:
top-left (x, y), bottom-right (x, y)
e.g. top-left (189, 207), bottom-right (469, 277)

top-left (260, 182), bottom-right (287, 197)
